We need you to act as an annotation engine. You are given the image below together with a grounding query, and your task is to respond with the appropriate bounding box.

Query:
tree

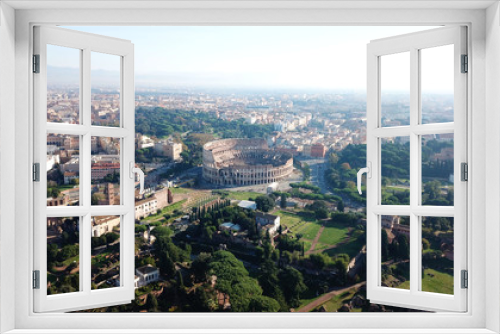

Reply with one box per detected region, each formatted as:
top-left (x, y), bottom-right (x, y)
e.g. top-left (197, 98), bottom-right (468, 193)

top-left (176, 270), bottom-right (184, 288)
top-left (146, 293), bottom-right (158, 312)
top-left (248, 296), bottom-right (280, 312)
top-left (396, 234), bottom-right (410, 260)
top-left (309, 253), bottom-right (329, 270)
top-left (422, 238), bottom-right (431, 250)
top-left (381, 229), bottom-right (389, 261)
top-left (328, 152), bottom-right (339, 165)
top-left (209, 251), bottom-right (263, 312)
top-left (255, 195), bottom-right (275, 212)
top-left (280, 194), bottom-right (287, 209)
top-left (337, 200), bottom-right (345, 213)
top-left (279, 267), bottom-right (306, 308)
top-left (192, 253), bottom-right (211, 282)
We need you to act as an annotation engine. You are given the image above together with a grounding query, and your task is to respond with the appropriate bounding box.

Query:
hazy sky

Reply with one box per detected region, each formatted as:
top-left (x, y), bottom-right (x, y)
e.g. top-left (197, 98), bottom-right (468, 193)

top-left (50, 26), bottom-right (453, 92)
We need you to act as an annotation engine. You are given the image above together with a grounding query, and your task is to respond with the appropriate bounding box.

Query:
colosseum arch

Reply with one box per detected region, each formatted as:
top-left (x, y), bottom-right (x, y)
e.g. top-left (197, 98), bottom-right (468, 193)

top-left (202, 138), bottom-right (293, 186)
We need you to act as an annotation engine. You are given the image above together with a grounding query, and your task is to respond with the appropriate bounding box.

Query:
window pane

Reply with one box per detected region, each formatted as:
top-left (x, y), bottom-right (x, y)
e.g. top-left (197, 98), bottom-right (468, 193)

top-left (421, 216), bottom-right (454, 295)
top-left (47, 217), bottom-right (80, 295)
top-left (421, 45), bottom-right (454, 124)
top-left (421, 134), bottom-right (454, 206)
top-left (47, 45), bottom-right (80, 124)
top-left (381, 215), bottom-right (410, 290)
top-left (91, 215), bottom-right (121, 290)
top-left (380, 52), bottom-right (410, 127)
top-left (91, 137), bottom-right (120, 205)
top-left (47, 133), bottom-right (80, 206)
top-left (381, 137), bottom-right (410, 205)
top-left (91, 52), bottom-right (121, 127)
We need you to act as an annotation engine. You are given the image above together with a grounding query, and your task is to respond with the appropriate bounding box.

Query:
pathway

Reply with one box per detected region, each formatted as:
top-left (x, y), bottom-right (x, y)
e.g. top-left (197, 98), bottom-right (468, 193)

top-left (308, 227), bottom-right (354, 255)
top-left (305, 225), bottom-right (325, 255)
top-left (295, 282), bottom-right (366, 312)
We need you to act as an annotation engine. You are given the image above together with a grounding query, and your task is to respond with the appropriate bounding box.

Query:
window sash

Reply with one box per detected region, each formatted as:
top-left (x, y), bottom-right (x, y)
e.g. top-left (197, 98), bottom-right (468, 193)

top-left (366, 26), bottom-right (468, 312)
top-left (33, 26), bottom-right (136, 313)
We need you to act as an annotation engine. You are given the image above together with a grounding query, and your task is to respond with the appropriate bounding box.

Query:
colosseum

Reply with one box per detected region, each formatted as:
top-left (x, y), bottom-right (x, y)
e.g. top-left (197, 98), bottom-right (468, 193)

top-left (202, 138), bottom-right (293, 186)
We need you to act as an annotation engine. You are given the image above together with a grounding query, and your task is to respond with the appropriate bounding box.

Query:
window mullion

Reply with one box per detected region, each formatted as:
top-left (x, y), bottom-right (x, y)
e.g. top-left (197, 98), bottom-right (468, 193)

top-left (409, 47), bottom-right (420, 295)
top-left (81, 47), bottom-right (92, 294)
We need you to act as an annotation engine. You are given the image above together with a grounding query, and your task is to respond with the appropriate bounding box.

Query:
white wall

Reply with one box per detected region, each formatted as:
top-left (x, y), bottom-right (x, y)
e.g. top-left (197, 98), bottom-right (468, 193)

top-left (0, 2), bottom-right (16, 333)
top-left (485, 2), bottom-right (500, 333)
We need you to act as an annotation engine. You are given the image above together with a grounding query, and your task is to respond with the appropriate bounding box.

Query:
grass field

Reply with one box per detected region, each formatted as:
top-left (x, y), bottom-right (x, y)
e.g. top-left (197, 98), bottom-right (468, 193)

top-left (389, 268), bottom-right (453, 294)
top-left (302, 240), bottom-right (312, 253)
top-left (318, 225), bottom-right (349, 245)
top-left (226, 191), bottom-right (263, 201)
top-left (170, 187), bottom-right (192, 194)
top-left (324, 230), bottom-right (365, 259)
top-left (296, 222), bottom-right (322, 240)
top-left (142, 199), bottom-right (187, 221)
top-left (319, 288), bottom-right (363, 312)
top-left (422, 268), bottom-right (454, 295)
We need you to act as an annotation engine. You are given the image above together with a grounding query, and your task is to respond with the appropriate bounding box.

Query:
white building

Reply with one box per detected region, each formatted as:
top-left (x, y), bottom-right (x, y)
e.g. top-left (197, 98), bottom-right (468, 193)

top-left (134, 265), bottom-right (160, 289)
top-left (135, 196), bottom-right (158, 220)
top-left (238, 200), bottom-right (257, 210)
top-left (91, 215), bottom-right (120, 238)
top-left (256, 212), bottom-right (281, 236)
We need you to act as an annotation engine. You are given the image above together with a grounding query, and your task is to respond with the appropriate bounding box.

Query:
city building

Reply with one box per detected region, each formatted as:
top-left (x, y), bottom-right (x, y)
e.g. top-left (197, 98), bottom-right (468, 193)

top-left (134, 265), bottom-right (160, 289)
top-left (154, 141), bottom-right (182, 161)
top-left (238, 200), bottom-right (257, 210)
top-left (91, 215), bottom-right (120, 238)
top-left (135, 196), bottom-right (158, 220)
top-left (255, 212), bottom-right (281, 236)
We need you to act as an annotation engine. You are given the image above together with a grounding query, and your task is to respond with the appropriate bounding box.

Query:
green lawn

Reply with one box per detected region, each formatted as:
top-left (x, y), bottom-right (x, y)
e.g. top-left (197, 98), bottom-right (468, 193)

top-left (302, 240), bottom-right (312, 253)
top-left (277, 211), bottom-right (304, 230)
top-left (386, 268), bottom-right (453, 294)
top-left (318, 225), bottom-right (349, 245)
top-left (142, 199), bottom-right (187, 221)
top-left (170, 187), bottom-right (192, 194)
top-left (296, 222), bottom-right (322, 240)
top-left (324, 230), bottom-right (365, 259)
top-left (422, 268), bottom-right (454, 295)
top-left (226, 191), bottom-right (263, 201)
top-left (319, 288), bottom-right (361, 312)
top-left (62, 255), bottom-right (79, 267)
top-left (58, 184), bottom-right (78, 191)
top-left (313, 242), bottom-right (332, 251)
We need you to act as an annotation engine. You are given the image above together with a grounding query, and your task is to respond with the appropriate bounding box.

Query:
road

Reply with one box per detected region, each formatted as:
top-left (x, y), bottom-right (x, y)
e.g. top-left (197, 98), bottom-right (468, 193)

top-left (305, 157), bottom-right (331, 194)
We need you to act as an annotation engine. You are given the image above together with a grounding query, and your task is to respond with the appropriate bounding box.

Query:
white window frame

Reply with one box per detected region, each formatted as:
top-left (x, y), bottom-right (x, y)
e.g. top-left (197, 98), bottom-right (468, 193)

top-left (366, 26), bottom-right (467, 312)
top-left (1, 2), bottom-right (499, 334)
top-left (32, 26), bottom-right (136, 312)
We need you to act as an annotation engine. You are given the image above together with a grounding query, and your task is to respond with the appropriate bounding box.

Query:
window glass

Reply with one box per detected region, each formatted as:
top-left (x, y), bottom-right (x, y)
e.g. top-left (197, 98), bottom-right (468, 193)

top-left (421, 45), bottom-right (454, 124)
top-left (381, 137), bottom-right (410, 205)
top-left (47, 45), bottom-right (81, 124)
top-left (91, 215), bottom-right (121, 290)
top-left (47, 217), bottom-right (80, 295)
top-left (381, 215), bottom-right (410, 290)
top-left (91, 52), bottom-right (121, 127)
top-left (91, 137), bottom-right (121, 206)
top-left (421, 134), bottom-right (454, 206)
top-left (47, 133), bottom-right (80, 206)
top-left (381, 52), bottom-right (410, 127)
top-left (421, 217), bottom-right (454, 295)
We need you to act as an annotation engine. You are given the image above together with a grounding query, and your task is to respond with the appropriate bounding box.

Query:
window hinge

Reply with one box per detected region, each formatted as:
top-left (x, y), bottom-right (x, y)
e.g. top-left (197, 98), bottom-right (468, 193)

top-left (33, 54), bottom-right (40, 73)
top-left (461, 270), bottom-right (468, 289)
top-left (33, 270), bottom-right (40, 289)
top-left (461, 162), bottom-right (468, 181)
top-left (33, 163), bottom-right (40, 182)
top-left (461, 54), bottom-right (468, 73)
